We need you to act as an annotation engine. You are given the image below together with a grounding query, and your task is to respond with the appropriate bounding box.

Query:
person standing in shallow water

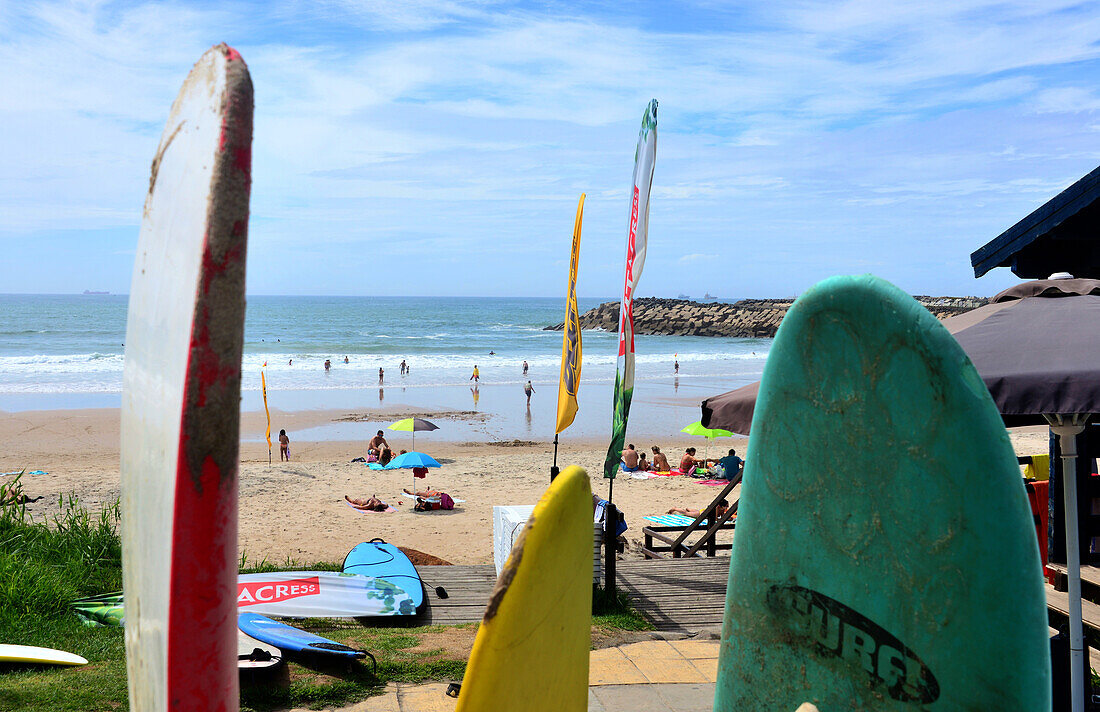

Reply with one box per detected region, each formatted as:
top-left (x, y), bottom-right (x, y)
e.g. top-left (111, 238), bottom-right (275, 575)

top-left (470, 365), bottom-right (479, 382)
top-left (378, 367), bottom-right (384, 384)
top-left (522, 360), bottom-right (529, 376)
top-left (524, 380), bottom-right (535, 406)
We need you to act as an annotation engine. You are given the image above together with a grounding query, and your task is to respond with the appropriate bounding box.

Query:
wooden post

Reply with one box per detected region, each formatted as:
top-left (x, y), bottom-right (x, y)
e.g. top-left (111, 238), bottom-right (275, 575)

top-left (706, 508), bottom-right (717, 557)
top-left (604, 503), bottom-right (618, 597)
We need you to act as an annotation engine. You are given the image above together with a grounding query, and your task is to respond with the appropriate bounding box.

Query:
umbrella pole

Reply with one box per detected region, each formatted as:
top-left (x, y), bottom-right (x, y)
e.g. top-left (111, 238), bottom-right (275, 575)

top-left (1050, 417), bottom-right (1089, 712)
top-left (551, 434), bottom-right (559, 482)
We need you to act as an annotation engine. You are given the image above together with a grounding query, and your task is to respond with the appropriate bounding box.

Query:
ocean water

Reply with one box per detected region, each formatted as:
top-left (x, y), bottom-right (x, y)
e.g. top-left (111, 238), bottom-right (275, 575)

top-left (0, 294), bottom-right (770, 441)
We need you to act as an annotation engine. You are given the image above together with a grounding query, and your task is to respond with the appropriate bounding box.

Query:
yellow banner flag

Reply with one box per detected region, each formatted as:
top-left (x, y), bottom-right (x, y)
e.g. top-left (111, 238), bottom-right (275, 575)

top-left (261, 369), bottom-right (272, 451)
top-left (556, 193), bottom-right (585, 433)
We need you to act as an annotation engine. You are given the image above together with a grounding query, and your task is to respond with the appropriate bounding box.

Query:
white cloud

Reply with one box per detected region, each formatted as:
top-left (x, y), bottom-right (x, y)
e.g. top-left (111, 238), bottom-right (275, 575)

top-left (679, 253), bottom-right (718, 263)
top-left (3, 0), bottom-right (1100, 296)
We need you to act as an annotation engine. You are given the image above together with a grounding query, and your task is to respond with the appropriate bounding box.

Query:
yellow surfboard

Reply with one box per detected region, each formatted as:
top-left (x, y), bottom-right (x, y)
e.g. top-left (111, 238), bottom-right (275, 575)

top-left (456, 466), bottom-right (593, 712)
top-left (0, 644), bottom-right (88, 666)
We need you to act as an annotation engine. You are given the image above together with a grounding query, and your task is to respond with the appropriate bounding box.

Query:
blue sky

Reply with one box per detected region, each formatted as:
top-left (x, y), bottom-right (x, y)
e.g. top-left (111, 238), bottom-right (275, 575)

top-left (2, 1), bottom-right (1099, 298)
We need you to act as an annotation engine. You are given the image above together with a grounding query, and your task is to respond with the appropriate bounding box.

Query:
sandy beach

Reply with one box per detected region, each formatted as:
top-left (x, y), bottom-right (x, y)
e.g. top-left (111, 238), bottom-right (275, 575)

top-left (0, 406), bottom-right (1051, 567)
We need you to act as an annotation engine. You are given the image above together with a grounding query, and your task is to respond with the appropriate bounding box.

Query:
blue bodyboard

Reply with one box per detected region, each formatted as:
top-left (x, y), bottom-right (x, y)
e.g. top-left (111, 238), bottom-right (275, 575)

top-left (342, 540), bottom-right (424, 610)
top-left (237, 612), bottom-right (364, 659)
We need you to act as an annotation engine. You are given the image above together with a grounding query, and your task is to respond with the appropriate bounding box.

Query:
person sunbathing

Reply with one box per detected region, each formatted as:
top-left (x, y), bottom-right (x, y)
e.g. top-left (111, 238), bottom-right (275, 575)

top-left (403, 488), bottom-right (454, 511)
top-left (1, 488), bottom-right (42, 505)
top-left (651, 445), bottom-right (671, 471)
top-left (345, 495), bottom-right (388, 512)
top-left (368, 430), bottom-right (390, 457)
top-left (679, 447), bottom-right (703, 475)
top-left (403, 487), bottom-right (441, 498)
top-left (378, 447), bottom-right (394, 466)
top-left (667, 499), bottom-right (730, 519)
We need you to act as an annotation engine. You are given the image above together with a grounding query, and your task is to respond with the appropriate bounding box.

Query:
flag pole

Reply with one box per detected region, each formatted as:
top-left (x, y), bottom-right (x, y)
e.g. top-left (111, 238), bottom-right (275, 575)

top-left (601, 99), bottom-right (658, 507)
top-left (553, 193), bottom-right (586, 483)
top-left (551, 434), bottom-right (559, 482)
top-left (261, 366), bottom-right (272, 464)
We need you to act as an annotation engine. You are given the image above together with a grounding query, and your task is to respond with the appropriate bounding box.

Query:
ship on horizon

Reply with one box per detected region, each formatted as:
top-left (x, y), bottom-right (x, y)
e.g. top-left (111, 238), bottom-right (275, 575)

top-left (82, 290), bottom-right (109, 295)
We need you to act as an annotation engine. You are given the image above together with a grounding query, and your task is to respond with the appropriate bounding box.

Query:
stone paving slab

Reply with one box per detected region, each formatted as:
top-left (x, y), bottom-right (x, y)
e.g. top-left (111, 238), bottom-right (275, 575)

top-left (303, 640), bottom-right (724, 712)
top-left (589, 640), bottom-right (719, 686)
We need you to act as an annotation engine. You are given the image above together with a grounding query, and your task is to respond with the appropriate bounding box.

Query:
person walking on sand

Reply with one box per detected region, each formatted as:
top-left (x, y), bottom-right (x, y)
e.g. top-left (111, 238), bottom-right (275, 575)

top-left (524, 380), bottom-right (535, 405)
top-left (470, 365), bottom-right (479, 382)
top-left (522, 360), bottom-right (529, 376)
top-left (378, 367), bottom-right (384, 384)
top-left (279, 429), bottom-right (290, 461)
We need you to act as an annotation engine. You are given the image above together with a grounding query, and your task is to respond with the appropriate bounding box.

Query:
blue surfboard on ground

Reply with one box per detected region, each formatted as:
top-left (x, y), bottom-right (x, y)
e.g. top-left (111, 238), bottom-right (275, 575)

top-left (342, 540), bottom-right (424, 610)
top-left (237, 612), bottom-right (364, 660)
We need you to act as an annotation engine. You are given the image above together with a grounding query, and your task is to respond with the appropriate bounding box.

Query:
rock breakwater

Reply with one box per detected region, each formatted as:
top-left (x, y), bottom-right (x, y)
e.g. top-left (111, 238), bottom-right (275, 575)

top-left (544, 296), bottom-right (987, 338)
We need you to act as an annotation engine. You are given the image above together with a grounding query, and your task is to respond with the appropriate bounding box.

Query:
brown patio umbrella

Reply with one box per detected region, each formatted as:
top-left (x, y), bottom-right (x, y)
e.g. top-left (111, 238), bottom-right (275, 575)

top-left (702, 278), bottom-right (1100, 434)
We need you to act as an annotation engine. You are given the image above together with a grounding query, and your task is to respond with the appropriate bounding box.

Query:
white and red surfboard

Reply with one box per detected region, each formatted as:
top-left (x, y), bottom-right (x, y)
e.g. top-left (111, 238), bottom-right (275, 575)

top-left (121, 44), bottom-right (252, 711)
top-left (236, 571), bottom-right (418, 617)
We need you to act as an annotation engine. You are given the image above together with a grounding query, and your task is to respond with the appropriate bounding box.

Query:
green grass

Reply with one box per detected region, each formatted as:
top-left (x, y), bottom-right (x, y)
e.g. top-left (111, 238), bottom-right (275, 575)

top-left (0, 477), bottom-right (128, 711)
top-left (0, 488), bottom-right (649, 710)
top-left (592, 584), bottom-right (653, 631)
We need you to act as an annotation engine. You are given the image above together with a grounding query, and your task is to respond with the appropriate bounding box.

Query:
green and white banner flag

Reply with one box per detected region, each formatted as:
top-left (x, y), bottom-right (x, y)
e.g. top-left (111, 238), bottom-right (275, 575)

top-left (604, 99), bottom-right (657, 479)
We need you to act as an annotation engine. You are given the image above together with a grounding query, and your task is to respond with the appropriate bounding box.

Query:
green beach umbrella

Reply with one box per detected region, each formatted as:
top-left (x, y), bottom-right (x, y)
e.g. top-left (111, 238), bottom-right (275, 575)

top-left (388, 417), bottom-right (439, 453)
top-left (680, 420), bottom-right (733, 469)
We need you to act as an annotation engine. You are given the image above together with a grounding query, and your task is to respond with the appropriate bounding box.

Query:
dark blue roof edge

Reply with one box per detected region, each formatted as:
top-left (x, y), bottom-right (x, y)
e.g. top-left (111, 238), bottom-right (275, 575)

top-left (971, 164), bottom-right (1100, 278)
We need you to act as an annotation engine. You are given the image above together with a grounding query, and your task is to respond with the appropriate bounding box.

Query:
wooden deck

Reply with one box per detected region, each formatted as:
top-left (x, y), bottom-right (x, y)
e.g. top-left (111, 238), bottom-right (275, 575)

top-left (616, 557), bottom-right (729, 630)
top-left (412, 557), bottom-right (730, 630)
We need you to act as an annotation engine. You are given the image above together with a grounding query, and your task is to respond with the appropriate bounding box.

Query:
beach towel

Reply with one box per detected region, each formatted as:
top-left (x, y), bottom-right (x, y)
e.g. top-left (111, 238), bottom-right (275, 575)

top-left (367, 462), bottom-right (401, 470)
top-left (629, 471), bottom-right (659, 480)
top-left (696, 479), bottom-right (728, 486)
top-left (344, 500), bottom-right (395, 514)
top-left (657, 469), bottom-right (687, 477)
top-left (413, 492), bottom-right (457, 512)
top-left (398, 494), bottom-right (465, 505)
top-left (643, 514), bottom-right (695, 527)
top-left (594, 498), bottom-right (629, 535)
top-left (1025, 454), bottom-right (1050, 481)
top-left (1, 470), bottom-right (46, 476)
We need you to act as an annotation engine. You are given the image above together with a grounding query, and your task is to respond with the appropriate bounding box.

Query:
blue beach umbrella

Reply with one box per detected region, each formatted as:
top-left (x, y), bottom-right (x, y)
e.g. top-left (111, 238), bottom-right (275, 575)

top-left (389, 451), bottom-right (441, 491)
top-left (389, 451), bottom-right (441, 469)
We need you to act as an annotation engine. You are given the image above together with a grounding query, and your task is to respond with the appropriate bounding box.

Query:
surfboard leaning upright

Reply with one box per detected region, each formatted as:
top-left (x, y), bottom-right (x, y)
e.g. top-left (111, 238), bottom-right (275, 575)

top-left (455, 466), bottom-right (593, 712)
top-left (715, 275), bottom-right (1049, 711)
top-left (121, 44), bottom-right (252, 712)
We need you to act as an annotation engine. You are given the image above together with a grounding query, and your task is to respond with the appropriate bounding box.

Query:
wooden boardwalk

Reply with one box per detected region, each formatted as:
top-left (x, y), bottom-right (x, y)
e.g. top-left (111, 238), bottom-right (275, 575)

top-left (413, 557), bottom-right (730, 631)
top-left (617, 557), bottom-right (729, 631)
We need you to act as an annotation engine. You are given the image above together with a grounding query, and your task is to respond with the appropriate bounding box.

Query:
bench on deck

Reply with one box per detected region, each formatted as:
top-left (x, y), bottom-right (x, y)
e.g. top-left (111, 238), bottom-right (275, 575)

top-left (641, 474), bottom-right (740, 559)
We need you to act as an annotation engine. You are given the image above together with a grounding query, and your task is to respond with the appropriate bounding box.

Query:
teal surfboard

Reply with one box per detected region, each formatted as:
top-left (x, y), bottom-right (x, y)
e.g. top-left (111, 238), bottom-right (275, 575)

top-left (715, 275), bottom-right (1049, 710)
